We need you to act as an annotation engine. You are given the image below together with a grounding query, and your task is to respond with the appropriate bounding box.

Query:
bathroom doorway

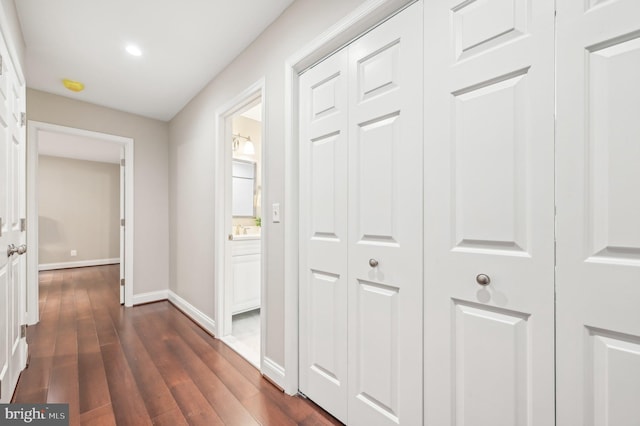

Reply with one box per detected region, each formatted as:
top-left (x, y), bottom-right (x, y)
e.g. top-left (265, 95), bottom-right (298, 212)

top-left (214, 81), bottom-right (265, 369)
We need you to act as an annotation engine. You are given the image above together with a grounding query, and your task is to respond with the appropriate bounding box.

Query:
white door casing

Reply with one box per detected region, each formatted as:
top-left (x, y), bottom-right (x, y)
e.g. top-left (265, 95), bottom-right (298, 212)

top-left (556, 1), bottom-right (640, 424)
top-left (0, 34), bottom-right (27, 403)
top-left (299, 3), bottom-right (423, 424)
top-left (424, 0), bottom-right (555, 424)
top-left (26, 122), bottom-right (135, 313)
top-left (120, 146), bottom-right (125, 305)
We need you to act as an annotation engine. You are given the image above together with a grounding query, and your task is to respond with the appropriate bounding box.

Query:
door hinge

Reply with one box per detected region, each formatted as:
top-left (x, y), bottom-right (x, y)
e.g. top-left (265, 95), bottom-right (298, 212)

top-left (120, 278), bottom-right (125, 287)
top-left (20, 218), bottom-right (26, 232)
top-left (20, 324), bottom-right (27, 338)
top-left (0, 54), bottom-right (3, 75)
top-left (20, 112), bottom-right (26, 127)
top-left (120, 218), bottom-right (125, 227)
top-left (120, 158), bottom-right (125, 166)
top-left (0, 216), bottom-right (3, 237)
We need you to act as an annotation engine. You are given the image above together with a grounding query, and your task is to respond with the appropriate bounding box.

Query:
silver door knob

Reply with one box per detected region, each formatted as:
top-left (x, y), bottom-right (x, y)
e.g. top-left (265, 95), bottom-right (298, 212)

top-left (369, 258), bottom-right (379, 268)
top-left (17, 244), bottom-right (27, 255)
top-left (7, 244), bottom-right (18, 257)
top-left (476, 274), bottom-right (491, 286)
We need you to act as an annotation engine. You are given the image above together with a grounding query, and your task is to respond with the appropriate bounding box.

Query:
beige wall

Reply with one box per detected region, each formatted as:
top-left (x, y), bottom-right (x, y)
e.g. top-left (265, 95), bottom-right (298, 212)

top-left (169, 0), bottom-right (367, 369)
top-left (39, 155), bottom-right (120, 265)
top-left (28, 89), bottom-right (170, 296)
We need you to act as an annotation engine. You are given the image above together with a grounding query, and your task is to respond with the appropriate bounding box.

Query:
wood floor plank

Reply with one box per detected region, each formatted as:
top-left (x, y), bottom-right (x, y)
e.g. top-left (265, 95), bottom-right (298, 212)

top-left (241, 392), bottom-right (298, 426)
top-left (12, 265), bottom-right (341, 426)
top-left (170, 381), bottom-right (225, 426)
top-left (100, 342), bottom-right (153, 426)
top-left (77, 316), bottom-right (111, 414)
top-left (79, 404), bottom-right (117, 426)
top-left (151, 408), bottom-right (189, 426)
top-left (107, 310), bottom-right (179, 419)
top-left (163, 329), bottom-right (259, 425)
top-left (159, 306), bottom-right (261, 401)
top-left (48, 362), bottom-right (80, 426)
top-left (12, 355), bottom-right (53, 401)
top-left (12, 388), bottom-right (48, 404)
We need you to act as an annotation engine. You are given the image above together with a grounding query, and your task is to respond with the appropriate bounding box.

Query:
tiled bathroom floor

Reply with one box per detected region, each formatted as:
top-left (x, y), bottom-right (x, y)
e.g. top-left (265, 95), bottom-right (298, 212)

top-left (223, 309), bottom-right (261, 368)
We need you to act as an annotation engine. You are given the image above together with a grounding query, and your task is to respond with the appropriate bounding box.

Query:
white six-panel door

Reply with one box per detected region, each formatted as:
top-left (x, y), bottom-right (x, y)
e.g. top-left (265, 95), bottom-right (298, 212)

top-left (299, 3), bottom-right (423, 424)
top-left (424, 0), bottom-right (555, 424)
top-left (346, 7), bottom-right (422, 425)
top-left (0, 32), bottom-right (27, 403)
top-left (556, 1), bottom-right (640, 424)
top-left (299, 47), bottom-right (350, 422)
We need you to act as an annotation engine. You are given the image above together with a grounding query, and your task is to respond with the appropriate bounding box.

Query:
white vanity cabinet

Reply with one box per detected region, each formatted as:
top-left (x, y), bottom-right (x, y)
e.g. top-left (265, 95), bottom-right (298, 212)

top-left (231, 237), bottom-right (261, 314)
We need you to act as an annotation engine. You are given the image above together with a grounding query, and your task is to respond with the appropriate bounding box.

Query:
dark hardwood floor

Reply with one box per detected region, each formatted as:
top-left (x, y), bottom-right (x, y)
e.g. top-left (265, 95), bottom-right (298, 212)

top-left (12, 265), bottom-right (341, 426)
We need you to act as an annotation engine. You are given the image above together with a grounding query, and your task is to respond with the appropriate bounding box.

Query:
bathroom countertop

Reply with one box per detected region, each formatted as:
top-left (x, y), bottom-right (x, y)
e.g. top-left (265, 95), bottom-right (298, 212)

top-left (231, 234), bottom-right (261, 241)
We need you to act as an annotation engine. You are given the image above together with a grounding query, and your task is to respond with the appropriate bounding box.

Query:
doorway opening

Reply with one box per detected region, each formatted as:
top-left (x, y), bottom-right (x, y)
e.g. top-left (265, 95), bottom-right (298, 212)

top-left (214, 80), bottom-right (266, 370)
top-left (27, 121), bottom-right (134, 324)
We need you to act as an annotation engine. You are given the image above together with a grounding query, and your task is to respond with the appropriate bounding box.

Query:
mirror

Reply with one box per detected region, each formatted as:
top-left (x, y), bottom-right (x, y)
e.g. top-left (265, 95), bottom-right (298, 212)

top-left (232, 159), bottom-right (256, 217)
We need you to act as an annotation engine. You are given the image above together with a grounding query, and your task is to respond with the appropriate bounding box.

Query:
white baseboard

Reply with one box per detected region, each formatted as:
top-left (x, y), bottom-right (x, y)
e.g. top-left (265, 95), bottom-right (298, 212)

top-left (168, 290), bottom-right (216, 336)
top-left (262, 357), bottom-right (286, 391)
top-left (132, 290), bottom-right (169, 305)
top-left (38, 258), bottom-right (119, 271)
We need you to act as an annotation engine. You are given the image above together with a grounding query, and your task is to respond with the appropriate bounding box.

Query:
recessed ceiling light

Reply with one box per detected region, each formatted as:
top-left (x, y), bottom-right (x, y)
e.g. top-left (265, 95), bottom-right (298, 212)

top-left (126, 44), bottom-right (142, 56)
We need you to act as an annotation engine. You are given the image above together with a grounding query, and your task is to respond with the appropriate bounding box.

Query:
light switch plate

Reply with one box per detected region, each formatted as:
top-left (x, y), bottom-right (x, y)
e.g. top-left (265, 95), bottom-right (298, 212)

top-left (272, 203), bottom-right (281, 223)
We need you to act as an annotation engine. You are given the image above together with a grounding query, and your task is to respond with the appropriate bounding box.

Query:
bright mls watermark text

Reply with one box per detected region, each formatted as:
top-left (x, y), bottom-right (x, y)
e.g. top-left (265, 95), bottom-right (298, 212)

top-left (0, 404), bottom-right (68, 425)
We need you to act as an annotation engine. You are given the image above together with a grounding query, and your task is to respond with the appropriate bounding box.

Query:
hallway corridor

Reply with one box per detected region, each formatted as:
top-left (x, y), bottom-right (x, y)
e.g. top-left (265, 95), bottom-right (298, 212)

top-left (12, 265), bottom-right (339, 425)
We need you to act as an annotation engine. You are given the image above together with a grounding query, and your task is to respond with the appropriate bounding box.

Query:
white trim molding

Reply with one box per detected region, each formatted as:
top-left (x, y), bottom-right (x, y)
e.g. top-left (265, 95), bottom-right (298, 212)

top-left (132, 290), bottom-right (169, 306)
top-left (213, 78), bottom-right (268, 366)
top-left (27, 121), bottom-right (135, 324)
top-left (39, 258), bottom-right (119, 271)
top-left (262, 357), bottom-right (286, 390)
top-left (133, 290), bottom-right (169, 306)
top-left (282, 0), bottom-right (416, 395)
top-left (168, 290), bottom-right (217, 336)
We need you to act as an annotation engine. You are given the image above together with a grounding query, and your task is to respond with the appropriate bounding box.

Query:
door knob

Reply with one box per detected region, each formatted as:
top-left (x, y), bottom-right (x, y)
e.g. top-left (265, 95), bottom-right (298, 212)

top-left (476, 274), bottom-right (491, 286)
top-left (17, 244), bottom-right (27, 255)
top-left (7, 244), bottom-right (18, 257)
top-left (369, 258), bottom-right (379, 268)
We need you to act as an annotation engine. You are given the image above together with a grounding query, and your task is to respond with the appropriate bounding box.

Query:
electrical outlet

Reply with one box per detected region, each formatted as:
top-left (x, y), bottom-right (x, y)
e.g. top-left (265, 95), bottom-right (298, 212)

top-left (272, 203), bottom-right (281, 223)
top-left (70, 250), bottom-right (77, 257)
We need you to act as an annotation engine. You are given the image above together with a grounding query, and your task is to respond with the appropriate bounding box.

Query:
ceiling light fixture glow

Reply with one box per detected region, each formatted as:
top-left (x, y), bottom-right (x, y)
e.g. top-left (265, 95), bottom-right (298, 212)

top-left (126, 45), bottom-right (142, 56)
top-left (62, 79), bottom-right (85, 92)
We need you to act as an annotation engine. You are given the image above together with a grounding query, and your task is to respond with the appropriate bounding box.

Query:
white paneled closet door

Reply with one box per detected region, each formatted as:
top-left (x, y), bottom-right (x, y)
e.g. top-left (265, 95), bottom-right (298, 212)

top-left (299, 47), bottom-right (349, 422)
top-left (556, 1), bottom-right (640, 424)
top-left (299, 3), bottom-right (423, 425)
top-left (424, 0), bottom-right (555, 425)
top-left (0, 34), bottom-right (27, 403)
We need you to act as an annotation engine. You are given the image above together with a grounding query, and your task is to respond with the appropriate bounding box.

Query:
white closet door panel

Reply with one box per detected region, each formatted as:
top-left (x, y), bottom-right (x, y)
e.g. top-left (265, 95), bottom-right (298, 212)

top-left (0, 37), bottom-right (27, 402)
top-left (0, 50), bottom-right (8, 402)
top-left (556, 1), bottom-right (640, 424)
top-left (424, 0), bottom-right (555, 424)
top-left (299, 48), bottom-right (349, 423)
top-left (348, 4), bottom-right (423, 425)
top-left (8, 62), bottom-right (26, 392)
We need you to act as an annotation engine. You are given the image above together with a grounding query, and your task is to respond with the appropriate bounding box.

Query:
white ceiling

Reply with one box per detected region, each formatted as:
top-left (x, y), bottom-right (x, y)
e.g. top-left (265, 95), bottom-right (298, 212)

top-left (38, 131), bottom-right (121, 164)
top-left (241, 103), bottom-right (262, 122)
top-left (15, 0), bottom-right (295, 121)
